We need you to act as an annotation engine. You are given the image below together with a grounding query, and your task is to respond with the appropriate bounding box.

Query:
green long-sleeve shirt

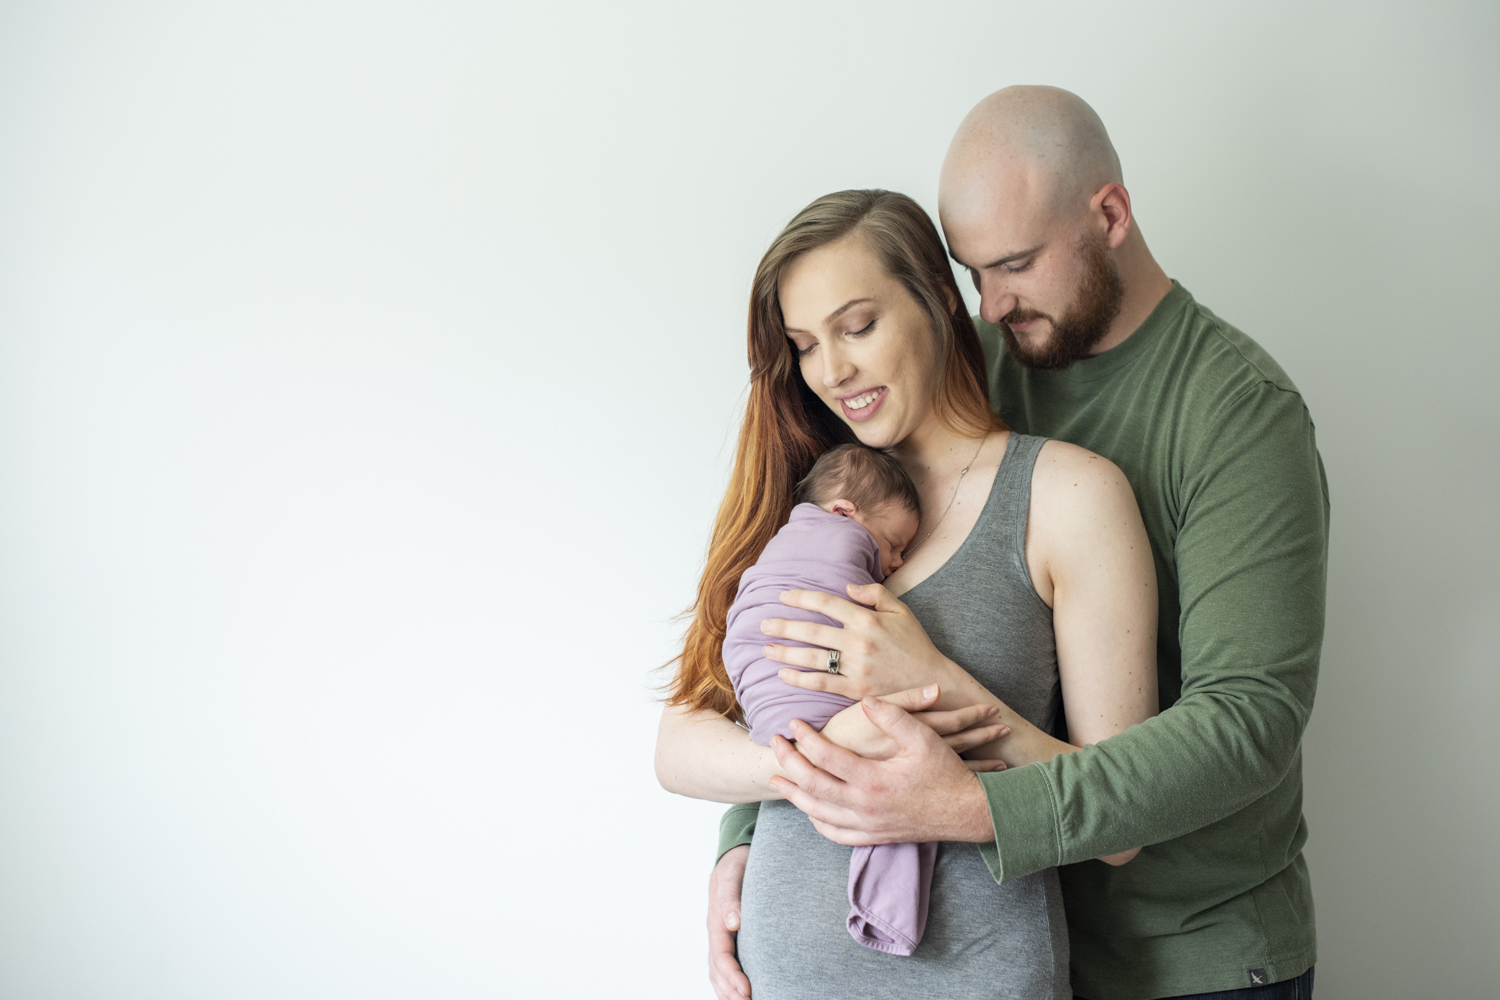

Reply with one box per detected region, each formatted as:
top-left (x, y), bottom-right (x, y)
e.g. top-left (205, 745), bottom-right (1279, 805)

top-left (717, 283), bottom-right (1329, 999)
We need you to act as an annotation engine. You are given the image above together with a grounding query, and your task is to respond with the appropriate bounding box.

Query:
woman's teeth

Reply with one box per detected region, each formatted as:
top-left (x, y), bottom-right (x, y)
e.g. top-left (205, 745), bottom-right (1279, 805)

top-left (846, 389), bottom-right (881, 410)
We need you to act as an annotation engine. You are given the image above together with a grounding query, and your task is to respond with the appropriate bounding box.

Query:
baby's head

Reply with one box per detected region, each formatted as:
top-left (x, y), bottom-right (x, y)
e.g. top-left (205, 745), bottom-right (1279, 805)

top-left (794, 444), bottom-right (921, 576)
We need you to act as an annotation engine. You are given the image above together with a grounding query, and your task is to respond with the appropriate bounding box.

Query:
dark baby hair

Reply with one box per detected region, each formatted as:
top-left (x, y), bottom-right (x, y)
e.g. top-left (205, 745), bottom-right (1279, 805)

top-left (792, 444), bottom-right (921, 516)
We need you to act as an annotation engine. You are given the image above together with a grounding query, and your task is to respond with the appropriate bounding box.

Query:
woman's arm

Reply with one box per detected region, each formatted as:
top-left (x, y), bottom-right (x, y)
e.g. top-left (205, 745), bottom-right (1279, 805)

top-left (965, 441), bottom-right (1159, 863)
top-left (655, 705), bottom-right (783, 804)
top-left (698, 442), bottom-right (1154, 858)
top-left (756, 444), bottom-right (1155, 736)
top-left (757, 583), bottom-right (1003, 712)
top-left (656, 688), bottom-right (1012, 803)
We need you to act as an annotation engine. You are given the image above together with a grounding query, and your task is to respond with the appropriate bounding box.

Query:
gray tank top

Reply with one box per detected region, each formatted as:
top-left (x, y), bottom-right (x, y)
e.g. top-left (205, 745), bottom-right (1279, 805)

top-left (738, 433), bottom-right (1070, 1000)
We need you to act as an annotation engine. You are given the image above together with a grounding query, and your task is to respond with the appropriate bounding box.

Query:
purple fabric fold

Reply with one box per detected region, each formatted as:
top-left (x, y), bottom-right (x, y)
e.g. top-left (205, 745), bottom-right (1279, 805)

top-left (724, 504), bottom-right (936, 957)
top-left (847, 841), bottom-right (938, 955)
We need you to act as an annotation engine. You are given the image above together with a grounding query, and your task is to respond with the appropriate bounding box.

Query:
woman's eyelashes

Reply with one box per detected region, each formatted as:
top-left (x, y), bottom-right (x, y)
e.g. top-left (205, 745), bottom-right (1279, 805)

top-left (791, 320), bottom-right (876, 358)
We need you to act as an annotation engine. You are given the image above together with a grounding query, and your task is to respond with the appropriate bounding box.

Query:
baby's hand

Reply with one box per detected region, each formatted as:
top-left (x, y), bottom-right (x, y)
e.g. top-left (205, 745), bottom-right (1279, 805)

top-left (818, 686), bottom-right (1009, 766)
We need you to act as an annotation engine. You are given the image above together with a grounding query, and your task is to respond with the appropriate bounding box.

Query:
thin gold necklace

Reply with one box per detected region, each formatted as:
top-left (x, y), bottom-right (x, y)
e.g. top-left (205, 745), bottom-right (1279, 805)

top-left (907, 434), bottom-right (989, 556)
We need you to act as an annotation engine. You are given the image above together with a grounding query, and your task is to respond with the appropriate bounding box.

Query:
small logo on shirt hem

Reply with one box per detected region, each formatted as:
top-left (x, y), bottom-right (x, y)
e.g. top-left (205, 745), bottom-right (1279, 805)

top-left (1249, 968), bottom-right (1268, 986)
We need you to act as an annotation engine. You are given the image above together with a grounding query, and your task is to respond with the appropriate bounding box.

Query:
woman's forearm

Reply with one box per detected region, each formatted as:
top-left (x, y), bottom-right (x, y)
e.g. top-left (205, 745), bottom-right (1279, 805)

top-left (965, 707), bottom-right (1071, 767)
top-left (923, 657), bottom-right (1107, 768)
top-left (655, 704), bottom-right (786, 804)
top-left (927, 657), bottom-right (1008, 712)
top-left (919, 659), bottom-right (1050, 762)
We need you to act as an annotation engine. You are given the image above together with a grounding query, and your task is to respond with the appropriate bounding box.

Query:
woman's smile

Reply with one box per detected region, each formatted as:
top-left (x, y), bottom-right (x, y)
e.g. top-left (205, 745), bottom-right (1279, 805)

top-left (838, 386), bottom-right (888, 422)
top-left (779, 235), bottom-right (946, 449)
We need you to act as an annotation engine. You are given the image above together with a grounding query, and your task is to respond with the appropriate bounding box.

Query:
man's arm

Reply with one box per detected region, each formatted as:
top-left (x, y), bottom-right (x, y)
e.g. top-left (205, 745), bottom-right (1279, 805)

top-left (663, 692), bottom-right (1010, 1000)
top-left (708, 845), bottom-right (752, 1000)
top-left (718, 803), bottom-right (760, 861)
top-left (976, 382), bottom-right (1329, 880)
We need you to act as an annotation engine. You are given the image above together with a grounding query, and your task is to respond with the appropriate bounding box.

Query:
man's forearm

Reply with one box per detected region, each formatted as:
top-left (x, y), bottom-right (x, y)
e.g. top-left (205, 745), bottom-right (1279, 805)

top-left (718, 803), bottom-right (760, 860)
top-left (977, 682), bottom-right (1310, 882)
top-left (948, 771), bottom-right (999, 842)
top-left (655, 705), bottom-right (785, 803)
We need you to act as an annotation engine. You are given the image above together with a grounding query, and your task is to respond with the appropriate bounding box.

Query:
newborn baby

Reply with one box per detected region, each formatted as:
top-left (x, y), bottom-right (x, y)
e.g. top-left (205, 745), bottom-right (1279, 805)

top-left (724, 443), bottom-right (934, 956)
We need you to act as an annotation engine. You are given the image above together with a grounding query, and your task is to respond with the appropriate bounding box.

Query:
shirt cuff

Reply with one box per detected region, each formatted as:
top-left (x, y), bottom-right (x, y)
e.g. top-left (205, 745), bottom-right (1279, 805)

top-left (716, 802), bottom-right (760, 863)
top-left (975, 763), bottom-right (1061, 884)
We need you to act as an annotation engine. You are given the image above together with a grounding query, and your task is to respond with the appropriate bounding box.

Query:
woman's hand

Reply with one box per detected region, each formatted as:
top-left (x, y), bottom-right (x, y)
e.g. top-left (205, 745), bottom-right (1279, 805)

top-left (760, 583), bottom-right (961, 702)
top-left (819, 685), bottom-right (1009, 768)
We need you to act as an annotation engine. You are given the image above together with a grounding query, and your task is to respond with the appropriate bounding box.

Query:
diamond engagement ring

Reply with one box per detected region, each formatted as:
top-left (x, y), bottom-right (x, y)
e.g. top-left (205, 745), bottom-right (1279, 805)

top-left (826, 649), bottom-right (841, 674)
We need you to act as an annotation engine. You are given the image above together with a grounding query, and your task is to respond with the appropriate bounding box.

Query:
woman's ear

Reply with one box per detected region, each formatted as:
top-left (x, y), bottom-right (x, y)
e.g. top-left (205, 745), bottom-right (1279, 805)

top-left (944, 285), bottom-right (959, 315)
top-left (828, 499), bottom-right (858, 519)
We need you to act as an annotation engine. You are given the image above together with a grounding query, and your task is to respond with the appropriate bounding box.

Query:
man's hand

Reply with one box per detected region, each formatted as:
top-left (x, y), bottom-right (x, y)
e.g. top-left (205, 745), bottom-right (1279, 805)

top-left (701, 691), bottom-right (1001, 999)
top-left (708, 845), bottom-right (751, 999)
top-left (769, 697), bottom-right (997, 845)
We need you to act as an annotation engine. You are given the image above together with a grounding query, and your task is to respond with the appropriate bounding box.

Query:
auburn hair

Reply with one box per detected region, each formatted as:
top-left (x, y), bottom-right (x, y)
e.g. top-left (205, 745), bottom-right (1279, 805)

top-left (665, 189), bottom-right (1001, 721)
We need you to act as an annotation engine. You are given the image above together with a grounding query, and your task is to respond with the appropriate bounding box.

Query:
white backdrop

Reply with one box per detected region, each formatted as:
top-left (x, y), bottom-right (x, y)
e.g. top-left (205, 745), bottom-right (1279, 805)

top-left (1, 2), bottom-right (1496, 997)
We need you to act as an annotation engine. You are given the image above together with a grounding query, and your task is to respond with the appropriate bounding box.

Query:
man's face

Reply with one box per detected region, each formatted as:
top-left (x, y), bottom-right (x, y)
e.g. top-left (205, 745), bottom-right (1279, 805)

top-left (941, 181), bottom-right (1124, 371)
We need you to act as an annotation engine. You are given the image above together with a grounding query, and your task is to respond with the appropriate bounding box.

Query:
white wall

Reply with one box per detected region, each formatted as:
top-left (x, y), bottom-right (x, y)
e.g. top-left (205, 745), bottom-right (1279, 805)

top-left (0, 1), bottom-right (1494, 997)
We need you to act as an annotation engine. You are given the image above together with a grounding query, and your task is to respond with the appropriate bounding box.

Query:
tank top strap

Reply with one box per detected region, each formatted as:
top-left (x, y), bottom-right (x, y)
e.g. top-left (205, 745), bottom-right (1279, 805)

top-left (983, 432), bottom-right (1048, 594)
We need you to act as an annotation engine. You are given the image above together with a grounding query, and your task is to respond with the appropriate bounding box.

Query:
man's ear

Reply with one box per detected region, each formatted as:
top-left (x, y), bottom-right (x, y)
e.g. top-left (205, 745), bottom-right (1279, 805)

top-left (1092, 182), bottom-right (1133, 249)
top-left (828, 499), bottom-right (858, 518)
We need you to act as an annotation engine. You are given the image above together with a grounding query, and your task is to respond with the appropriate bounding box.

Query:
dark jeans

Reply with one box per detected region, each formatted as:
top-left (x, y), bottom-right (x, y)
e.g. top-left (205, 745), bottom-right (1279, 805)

top-left (1077, 966), bottom-right (1314, 1000)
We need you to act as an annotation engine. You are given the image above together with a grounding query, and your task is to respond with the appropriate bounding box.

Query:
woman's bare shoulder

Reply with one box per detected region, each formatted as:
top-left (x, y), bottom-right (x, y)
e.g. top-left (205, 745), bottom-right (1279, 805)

top-left (1024, 439), bottom-right (1153, 607)
top-left (1028, 439), bottom-right (1138, 519)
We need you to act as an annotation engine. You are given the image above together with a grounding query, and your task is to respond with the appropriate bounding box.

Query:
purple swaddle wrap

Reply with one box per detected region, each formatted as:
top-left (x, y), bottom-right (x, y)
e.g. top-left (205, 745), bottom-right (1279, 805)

top-left (724, 503), bottom-right (938, 957)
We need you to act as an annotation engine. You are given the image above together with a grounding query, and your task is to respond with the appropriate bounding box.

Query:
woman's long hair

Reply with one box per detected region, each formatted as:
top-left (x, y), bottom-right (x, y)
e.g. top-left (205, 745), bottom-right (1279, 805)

top-left (666, 190), bottom-right (1001, 720)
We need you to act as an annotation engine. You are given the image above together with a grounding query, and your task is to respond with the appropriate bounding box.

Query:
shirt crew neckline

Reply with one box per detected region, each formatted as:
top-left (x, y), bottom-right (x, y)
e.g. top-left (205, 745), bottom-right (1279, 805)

top-left (1045, 280), bottom-right (1189, 382)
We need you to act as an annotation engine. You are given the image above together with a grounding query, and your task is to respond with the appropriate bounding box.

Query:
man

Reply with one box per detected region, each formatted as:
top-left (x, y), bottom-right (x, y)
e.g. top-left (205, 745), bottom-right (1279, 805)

top-left (702, 86), bottom-right (1328, 1000)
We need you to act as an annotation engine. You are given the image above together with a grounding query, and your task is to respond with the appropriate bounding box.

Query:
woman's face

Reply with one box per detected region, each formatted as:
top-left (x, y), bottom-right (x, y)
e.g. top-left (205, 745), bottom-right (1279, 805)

top-left (778, 236), bottom-right (942, 451)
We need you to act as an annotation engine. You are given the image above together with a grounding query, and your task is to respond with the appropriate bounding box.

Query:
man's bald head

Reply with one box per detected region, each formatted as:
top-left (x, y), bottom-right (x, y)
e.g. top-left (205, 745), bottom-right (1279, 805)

top-left (940, 85), bottom-right (1122, 226)
top-left (937, 86), bottom-right (1161, 370)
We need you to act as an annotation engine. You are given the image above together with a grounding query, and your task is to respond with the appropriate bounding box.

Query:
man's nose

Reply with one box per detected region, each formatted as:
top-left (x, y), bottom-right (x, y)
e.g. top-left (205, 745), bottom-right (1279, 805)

top-left (978, 276), bottom-right (1017, 325)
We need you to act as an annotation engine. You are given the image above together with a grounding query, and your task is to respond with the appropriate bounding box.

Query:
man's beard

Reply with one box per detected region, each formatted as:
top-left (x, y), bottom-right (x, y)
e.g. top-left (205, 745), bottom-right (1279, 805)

top-left (1000, 237), bottom-right (1125, 371)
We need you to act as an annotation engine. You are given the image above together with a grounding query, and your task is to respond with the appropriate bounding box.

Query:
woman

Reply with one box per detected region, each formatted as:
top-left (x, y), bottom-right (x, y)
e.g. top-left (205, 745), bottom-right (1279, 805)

top-left (656, 190), bottom-right (1157, 999)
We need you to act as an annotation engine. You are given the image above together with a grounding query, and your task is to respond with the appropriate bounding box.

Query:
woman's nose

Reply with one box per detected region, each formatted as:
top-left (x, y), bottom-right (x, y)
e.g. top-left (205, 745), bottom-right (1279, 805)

top-left (821, 342), bottom-right (854, 388)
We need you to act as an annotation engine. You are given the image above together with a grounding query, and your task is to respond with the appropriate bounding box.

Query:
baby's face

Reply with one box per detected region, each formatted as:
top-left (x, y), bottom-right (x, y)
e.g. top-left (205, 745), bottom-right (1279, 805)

top-left (850, 503), bottom-right (922, 577)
